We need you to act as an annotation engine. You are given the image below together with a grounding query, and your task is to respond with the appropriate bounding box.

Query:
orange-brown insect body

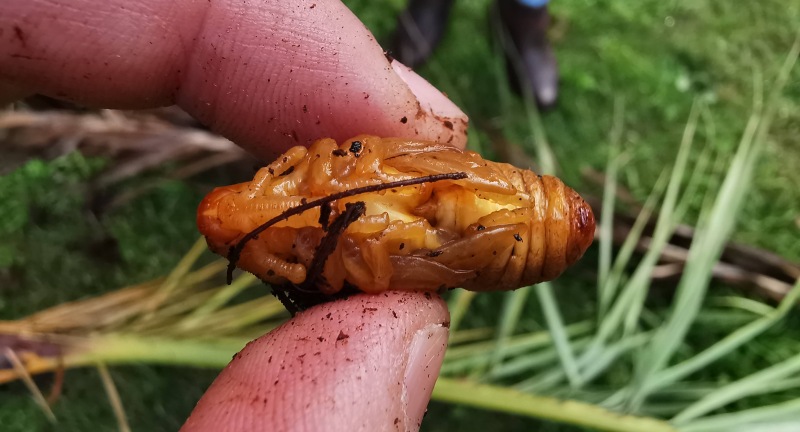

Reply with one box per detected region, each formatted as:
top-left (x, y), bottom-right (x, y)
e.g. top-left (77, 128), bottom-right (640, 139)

top-left (198, 136), bottom-right (595, 294)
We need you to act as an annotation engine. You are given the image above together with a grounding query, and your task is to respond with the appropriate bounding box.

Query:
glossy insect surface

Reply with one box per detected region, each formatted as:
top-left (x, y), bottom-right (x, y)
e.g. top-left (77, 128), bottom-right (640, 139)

top-left (197, 135), bottom-right (595, 295)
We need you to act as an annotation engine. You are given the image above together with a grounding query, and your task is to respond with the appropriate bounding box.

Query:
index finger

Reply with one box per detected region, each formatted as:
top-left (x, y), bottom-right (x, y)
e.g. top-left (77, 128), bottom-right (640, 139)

top-left (0, 0), bottom-right (468, 158)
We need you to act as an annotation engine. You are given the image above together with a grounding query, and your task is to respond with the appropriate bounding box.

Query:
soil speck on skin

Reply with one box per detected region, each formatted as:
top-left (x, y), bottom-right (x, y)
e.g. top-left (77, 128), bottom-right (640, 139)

top-left (336, 331), bottom-right (349, 341)
top-left (309, 3), bottom-right (316, 8)
top-left (363, 307), bottom-right (377, 313)
top-left (424, 292), bottom-right (432, 300)
top-left (317, 336), bottom-right (325, 342)
top-left (443, 120), bottom-right (453, 130)
top-left (400, 116), bottom-right (408, 124)
top-left (13, 25), bottom-right (26, 46)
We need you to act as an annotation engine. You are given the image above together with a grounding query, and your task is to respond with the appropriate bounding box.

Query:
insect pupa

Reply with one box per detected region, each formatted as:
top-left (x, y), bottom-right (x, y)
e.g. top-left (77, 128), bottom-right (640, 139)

top-left (198, 135), bottom-right (595, 298)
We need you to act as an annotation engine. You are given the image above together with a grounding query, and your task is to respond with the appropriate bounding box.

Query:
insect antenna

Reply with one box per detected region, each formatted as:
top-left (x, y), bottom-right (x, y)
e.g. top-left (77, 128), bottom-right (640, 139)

top-left (226, 171), bottom-right (468, 283)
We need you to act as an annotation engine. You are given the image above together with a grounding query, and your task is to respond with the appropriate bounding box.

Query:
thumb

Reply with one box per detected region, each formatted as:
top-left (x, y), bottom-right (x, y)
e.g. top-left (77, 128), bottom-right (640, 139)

top-left (181, 291), bottom-right (450, 432)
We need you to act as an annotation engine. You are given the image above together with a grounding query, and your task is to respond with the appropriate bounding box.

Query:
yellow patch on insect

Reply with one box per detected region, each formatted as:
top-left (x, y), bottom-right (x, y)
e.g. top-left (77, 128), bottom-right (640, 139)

top-left (198, 135), bottom-right (595, 296)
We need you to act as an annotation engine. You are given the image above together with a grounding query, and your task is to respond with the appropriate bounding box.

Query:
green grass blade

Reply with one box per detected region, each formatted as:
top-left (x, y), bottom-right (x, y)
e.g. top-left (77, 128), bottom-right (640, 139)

top-left (580, 109), bottom-right (695, 366)
top-left (447, 290), bottom-right (477, 334)
top-left (179, 273), bottom-right (258, 328)
top-left (487, 287), bottom-right (531, 373)
top-left (603, 169), bottom-right (669, 307)
top-left (432, 378), bottom-right (677, 432)
top-left (66, 334), bottom-right (248, 368)
top-left (680, 399), bottom-right (800, 432)
top-left (519, 74), bottom-right (557, 175)
top-left (444, 322), bottom-right (592, 363)
top-left (620, 102), bottom-right (701, 335)
top-left (671, 351), bottom-right (800, 424)
top-left (487, 337), bottom-right (592, 380)
top-left (140, 237), bottom-right (208, 319)
top-left (630, 38), bottom-right (799, 409)
top-left (580, 332), bottom-right (651, 384)
top-left (535, 282), bottom-right (581, 387)
top-left (598, 97), bottom-right (626, 317)
top-left (649, 280), bottom-right (800, 391)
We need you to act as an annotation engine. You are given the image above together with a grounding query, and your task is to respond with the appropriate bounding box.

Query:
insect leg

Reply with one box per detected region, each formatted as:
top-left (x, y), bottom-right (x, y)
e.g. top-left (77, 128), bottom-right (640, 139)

top-left (300, 201), bottom-right (366, 293)
top-left (269, 202), bottom-right (367, 314)
top-left (248, 146), bottom-right (308, 193)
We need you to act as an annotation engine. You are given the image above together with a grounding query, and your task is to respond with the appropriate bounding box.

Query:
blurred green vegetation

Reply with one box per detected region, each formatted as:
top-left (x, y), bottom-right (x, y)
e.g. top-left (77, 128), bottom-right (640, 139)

top-left (1, 0), bottom-right (798, 430)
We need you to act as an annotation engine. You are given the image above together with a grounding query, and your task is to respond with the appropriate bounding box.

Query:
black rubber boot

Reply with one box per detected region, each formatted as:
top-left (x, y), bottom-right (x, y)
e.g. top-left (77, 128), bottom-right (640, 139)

top-left (494, 0), bottom-right (559, 110)
top-left (390, 0), bottom-right (456, 68)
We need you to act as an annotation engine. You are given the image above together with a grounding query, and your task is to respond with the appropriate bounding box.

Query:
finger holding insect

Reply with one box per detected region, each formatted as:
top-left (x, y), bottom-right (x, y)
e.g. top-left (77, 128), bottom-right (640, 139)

top-left (1, 0), bottom-right (468, 158)
top-left (181, 291), bottom-right (450, 432)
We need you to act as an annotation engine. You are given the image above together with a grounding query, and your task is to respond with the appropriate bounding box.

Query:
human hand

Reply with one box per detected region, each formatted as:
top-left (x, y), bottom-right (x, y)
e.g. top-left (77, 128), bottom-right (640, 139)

top-left (2, 0), bottom-right (467, 430)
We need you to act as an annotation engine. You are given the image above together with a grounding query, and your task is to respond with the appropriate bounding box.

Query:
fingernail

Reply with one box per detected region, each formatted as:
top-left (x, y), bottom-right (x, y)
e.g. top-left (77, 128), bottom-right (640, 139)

top-left (403, 323), bottom-right (449, 431)
top-left (391, 60), bottom-right (465, 119)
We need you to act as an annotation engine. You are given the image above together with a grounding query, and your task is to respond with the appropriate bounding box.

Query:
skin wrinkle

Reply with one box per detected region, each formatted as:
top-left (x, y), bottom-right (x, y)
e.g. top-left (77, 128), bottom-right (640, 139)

top-left (1, 0), bottom-right (207, 105)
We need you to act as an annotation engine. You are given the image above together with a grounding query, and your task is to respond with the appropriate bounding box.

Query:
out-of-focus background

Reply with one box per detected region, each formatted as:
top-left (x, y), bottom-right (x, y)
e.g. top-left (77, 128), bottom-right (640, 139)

top-left (1, 1), bottom-right (799, 431)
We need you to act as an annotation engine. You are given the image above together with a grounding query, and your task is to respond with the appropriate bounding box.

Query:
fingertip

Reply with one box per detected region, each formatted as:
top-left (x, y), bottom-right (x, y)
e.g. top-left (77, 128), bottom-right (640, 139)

top-left (182, 291), bottom-right (449, 432)
top-left (390, 60), bottom-right (468, 149)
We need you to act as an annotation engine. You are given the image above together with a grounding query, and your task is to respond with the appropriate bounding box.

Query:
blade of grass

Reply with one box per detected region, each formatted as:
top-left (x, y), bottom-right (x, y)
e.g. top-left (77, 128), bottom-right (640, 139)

top-left (709, 296), bottom-right (777, 317)
top-left (447, 290), bottom-right (477, 334)
top-left (598, 97), bottom-right (626, 316)
top-left (535, 282), bottom-right (581, 387)
top-left (442, 323), bottom-right (593, 375)
top-left (140, 236), bottom-right (208, 320)
top-left (620, 101), bottom-right (701, 335)
top-left (432, 378), bottom-right (677, 432)
top-left (680, 399), bottom-right (800, 432)
top-left (672, 348), bottom-right (800, 423)
top-left (3, 348), bottom-right (56, 423)
top-left (578, 103), bottom-right (698, 370)
top-left (518, 331), bottom-right (651, 393)
top-left (629, 37), bottom-right (799, 409)
top-left (487, 337), bottom-right (592, 380)
top-left (605, 280), bottom-right (800, 406)
top-left (179, 273), bottom-right (258, 328)
top-left (97, 363), bottom-right (131, 432)
top-left (487, 287), bottom-right (531, 372)
top-left (448, 327), bottom-right (494, 346)
top-left (603, 169), bottom-right (669, 305)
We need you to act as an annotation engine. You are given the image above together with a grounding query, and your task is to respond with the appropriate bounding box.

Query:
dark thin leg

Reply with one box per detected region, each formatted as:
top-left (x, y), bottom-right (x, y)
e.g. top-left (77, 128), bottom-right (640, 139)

top-left (270, 202), bottom-right (367, 315)
top-left (300, 202), bottom-right (366, 292)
